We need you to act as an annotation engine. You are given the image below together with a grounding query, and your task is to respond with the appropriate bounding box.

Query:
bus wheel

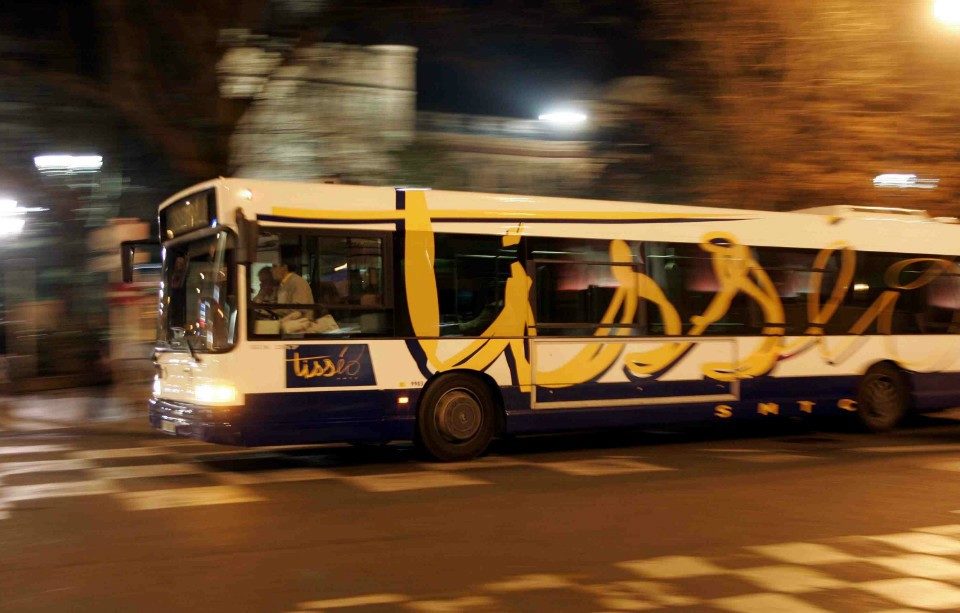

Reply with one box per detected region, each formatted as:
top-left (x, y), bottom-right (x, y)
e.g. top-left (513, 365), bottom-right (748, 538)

top-left (416, 374), bottom-right (496, 462)
top-left (857, 363), bottom-right (911, 432)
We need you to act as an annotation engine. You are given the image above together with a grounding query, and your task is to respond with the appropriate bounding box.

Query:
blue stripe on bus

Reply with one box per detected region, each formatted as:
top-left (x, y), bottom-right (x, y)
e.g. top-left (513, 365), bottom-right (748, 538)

top-left (152, 372), bottom-right (960, 446)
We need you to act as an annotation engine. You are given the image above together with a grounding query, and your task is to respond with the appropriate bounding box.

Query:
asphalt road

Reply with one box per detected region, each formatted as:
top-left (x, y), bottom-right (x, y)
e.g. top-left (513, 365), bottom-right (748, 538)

top-left (6, 407), bottom-right (960, 611)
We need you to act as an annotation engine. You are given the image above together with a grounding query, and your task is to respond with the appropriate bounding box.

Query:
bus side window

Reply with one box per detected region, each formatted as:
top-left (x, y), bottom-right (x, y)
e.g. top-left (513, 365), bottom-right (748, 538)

top-left (434, 233), bottom-right (516, 336)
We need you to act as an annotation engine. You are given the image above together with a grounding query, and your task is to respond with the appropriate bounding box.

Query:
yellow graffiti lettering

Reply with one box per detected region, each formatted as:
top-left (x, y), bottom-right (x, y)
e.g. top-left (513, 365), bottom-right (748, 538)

top-left (715, 404), bottom-right (733, 418)
top-left (838, 398), bottom-right (857, 412)
top-left (758, 402), bottom-right (779, 416)
top-left (798, 400), bottom-right (815, 414)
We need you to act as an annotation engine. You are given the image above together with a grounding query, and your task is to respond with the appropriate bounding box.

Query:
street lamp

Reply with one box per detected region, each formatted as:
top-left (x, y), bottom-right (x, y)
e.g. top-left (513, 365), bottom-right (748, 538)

top-left (934, 0), bottom-right (960, 26)
top-left (538, 109), bottom-right (589, 128)
top-left (33, 154), bottom-right (103, 175)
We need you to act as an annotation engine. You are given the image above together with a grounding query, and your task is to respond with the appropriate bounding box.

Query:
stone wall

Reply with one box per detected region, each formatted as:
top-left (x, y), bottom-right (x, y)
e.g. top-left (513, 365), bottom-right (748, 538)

top-left (221, 33), bottom-right (417, 183)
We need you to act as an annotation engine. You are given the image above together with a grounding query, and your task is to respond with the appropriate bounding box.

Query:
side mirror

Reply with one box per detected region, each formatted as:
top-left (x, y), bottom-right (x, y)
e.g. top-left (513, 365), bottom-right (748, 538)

top-left (235, 207), bottom-right (259, 264)
top-left (120, 239), bottom-right (159, 284)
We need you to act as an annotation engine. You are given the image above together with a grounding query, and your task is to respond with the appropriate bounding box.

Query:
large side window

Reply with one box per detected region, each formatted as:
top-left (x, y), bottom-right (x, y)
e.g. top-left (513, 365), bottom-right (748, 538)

top-left (248, 230), bottom-right (392, 338)
top-left (644, 242), bottom-right (750, 336)
top-left (530, 237), bottom-right (641, 336)
top-left (434, 233), bottom-right (517, 336)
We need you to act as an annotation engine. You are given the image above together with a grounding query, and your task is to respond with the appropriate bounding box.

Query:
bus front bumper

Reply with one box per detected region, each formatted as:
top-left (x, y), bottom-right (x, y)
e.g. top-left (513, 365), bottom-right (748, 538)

top-left (148, 397), bottom-right (243, 445)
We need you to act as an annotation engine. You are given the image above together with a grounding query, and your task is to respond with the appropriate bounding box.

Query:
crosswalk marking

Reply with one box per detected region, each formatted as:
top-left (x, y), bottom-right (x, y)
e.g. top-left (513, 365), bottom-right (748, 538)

top-left (296, 594), bottom-right (409, 610)
top-left (712, 592), bottom-right (830, 613)
top-left (857, 578), bottom-right (960, 610)
top-left (211, 467), bottom-right (338, 485)
top-left (867, 554), bottom-right (960, 580)
top-left (0, 458), bottom-right (94, 476)
top-left (732, 565), bottom-right (847, 593)
top-left (539, 457), bottom-right (673, 477)
top-left (70, 447), bottom-right (167, 460)
top-left (748, 543), bottom-right (857, 565)
top-left (619, 555), bottom-right (725, 580)
top-left (869, 533), bottom-right (960, 555)
top-left (120, 485), bottom-right (264, 510)
top-left (91, 463), bottom-right (204, 480)
top-left (1, 479), bottom-right (118, 502)
top-left (0, 444), bottom-right (72, 456)
top-left (345, 471), bottom-right (488, 493)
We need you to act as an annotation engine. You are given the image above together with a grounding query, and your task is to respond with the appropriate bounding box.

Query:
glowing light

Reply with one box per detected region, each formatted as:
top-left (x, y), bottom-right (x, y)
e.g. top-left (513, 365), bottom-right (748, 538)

top-left (397, 396), bottom-right (410, 405)
top-left (33, 154), bottom-right (103, 174)
top-left (0, 198), bottom-right (45, 236)
top-left (538, 110), bottom-right (588, 128)
top-left (854, 283), bottom-right (870, 292)
top-left (873, 174), bottom-right (939, 189)
top-left (935, 0), bottom-right (960, 25)
top-left (195, 383), bottom-right (238, 405)
top-left (334, 263), bottom-right (348, 272)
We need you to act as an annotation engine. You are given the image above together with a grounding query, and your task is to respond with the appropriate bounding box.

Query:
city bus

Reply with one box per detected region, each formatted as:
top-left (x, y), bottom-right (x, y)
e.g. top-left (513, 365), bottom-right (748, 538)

top-left (133, 178), bottom-right (960, 460)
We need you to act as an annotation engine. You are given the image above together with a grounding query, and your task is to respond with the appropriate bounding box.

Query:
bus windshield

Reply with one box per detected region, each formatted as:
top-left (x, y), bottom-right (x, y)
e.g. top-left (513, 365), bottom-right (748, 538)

top-left (158, 231), bottom-right (237, 352)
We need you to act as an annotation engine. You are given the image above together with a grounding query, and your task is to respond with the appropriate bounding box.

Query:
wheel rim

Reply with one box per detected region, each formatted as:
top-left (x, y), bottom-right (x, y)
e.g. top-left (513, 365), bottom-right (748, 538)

top-left (434, 388), bottom-right (483, 443)
top-left (863, 374), bottom-right (900, 421)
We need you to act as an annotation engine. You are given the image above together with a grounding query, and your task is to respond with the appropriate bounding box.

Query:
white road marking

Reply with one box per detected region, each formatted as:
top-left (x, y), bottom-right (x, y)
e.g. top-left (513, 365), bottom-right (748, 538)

top-left (858, 578), bottom-right (960, 610)
top-left (346, 471), bottom-right (487, 493)
top-left (585, 580), bottom-right (700, 607)
top-left (867, 554), bottom-right (960, 580)
top-left (869, 533), bottom-right (960, 555)
top-left (91, 463), bottom-right (203, 480)
top-left (1, 479), bottom-right (118, 502)
top-left (405, 596), bottom-right (494, 612)
top-left (0, 444), bottom-right (71, 456)
top-left (482, 573), bottom-right (572, 592)
top-left (297, 594), bottom-right (409, 609)
top-left (732, 565), bottom-right (847, 593)
top-left (540, 457), bottom-right (674, 477)
top-left (713, 592), bottom-right (830, 613)
top-left (748, 542), bottom-right (857, 565)
top-left (0, 459), bottom-right (94, 476)
top-left (618, 555), bottom-right (725, 580)
top-left (211, 467), bottom-right (339, 485)
top-left (120, 485), bottom-right (264, 510)
top-left (915, 525), bottom-right (960, 536)
top-left (70, 447), bottom-right (167, 460)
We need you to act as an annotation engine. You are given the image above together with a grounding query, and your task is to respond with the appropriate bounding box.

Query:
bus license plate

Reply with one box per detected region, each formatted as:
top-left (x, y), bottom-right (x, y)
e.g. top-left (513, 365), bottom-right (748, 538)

top-left (161, 421), bottom-right (177, 434)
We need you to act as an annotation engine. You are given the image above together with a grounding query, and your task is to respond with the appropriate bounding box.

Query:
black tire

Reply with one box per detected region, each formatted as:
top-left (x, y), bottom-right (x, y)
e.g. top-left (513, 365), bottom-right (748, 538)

top-left (856, 362), bottom-right (911, 432)
top-left (416, 373), bottom-right (496, 462)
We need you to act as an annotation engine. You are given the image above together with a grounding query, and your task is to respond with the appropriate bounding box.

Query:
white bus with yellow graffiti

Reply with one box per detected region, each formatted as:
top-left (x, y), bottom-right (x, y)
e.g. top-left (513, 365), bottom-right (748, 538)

top-left (137, 178), bottom-right (960, 460)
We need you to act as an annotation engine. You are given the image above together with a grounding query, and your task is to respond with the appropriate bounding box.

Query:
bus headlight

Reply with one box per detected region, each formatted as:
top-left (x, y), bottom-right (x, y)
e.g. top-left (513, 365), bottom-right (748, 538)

top-left (152, 376), bottom-right (162, 398)
top-left (195, 383), bottom-right (239, 405)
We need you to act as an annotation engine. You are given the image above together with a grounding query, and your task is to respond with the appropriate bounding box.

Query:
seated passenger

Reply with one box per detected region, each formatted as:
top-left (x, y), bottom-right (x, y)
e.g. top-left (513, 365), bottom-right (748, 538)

top-left (252, 267), bottom-right (277, 304)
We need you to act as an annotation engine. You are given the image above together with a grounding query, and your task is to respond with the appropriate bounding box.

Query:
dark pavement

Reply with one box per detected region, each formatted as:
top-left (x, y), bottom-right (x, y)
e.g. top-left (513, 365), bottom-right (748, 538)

top-left (5, 394), bottom-right (960, 611)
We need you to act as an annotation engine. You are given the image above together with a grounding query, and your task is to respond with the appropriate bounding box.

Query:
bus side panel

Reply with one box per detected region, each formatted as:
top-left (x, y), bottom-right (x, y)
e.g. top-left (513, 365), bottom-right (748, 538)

top-left (907, 371), bottom-right (960, 411)
top-left (236, 390), bottom-right (418, 446)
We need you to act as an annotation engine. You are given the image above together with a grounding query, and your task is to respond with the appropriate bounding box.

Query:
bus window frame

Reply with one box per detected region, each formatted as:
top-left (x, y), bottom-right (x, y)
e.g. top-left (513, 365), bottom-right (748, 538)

top-left (246, 226), bottom-right (395, 341)
top-left (156, 226), bottom-right (239, 355)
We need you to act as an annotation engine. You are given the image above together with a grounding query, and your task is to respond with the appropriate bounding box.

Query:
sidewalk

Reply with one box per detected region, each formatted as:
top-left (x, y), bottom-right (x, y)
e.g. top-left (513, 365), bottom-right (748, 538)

top-left (0, 381), bottom-right (151, 435)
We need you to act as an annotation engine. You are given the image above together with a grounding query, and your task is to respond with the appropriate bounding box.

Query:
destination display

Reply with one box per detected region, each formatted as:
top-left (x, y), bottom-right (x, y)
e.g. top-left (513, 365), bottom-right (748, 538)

top-left (161, 189), bottom-right (215, 239)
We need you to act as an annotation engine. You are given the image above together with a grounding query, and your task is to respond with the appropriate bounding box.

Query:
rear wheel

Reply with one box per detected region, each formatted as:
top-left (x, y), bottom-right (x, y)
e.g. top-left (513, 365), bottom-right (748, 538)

top-left (416, 374), bottom-right (496, 462)
top-left (857, 362), bottom-right (911, 431)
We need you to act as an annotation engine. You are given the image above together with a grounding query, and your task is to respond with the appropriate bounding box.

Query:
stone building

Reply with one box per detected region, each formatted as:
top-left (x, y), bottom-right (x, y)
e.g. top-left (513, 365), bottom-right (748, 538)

top-left (218, 33), bottom-right (599, 196)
